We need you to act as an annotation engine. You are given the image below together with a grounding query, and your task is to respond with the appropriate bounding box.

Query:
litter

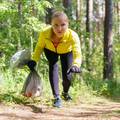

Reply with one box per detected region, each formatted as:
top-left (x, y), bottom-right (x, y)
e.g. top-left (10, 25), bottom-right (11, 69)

top-left (10, 49), bottom-right (31, 69)
top-left (22, 70), bottom-right (43, 97)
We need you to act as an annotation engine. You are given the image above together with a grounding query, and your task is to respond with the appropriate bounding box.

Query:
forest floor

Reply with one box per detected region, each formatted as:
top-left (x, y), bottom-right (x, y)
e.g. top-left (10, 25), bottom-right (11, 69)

top-left (0, 97), bottom-right (120, 120)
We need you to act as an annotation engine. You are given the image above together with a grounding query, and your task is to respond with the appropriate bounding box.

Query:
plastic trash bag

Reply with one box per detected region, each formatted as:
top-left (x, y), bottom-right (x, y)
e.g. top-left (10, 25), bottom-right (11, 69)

top-left (22, 70), bottom-right (43, 97)
top-left (10, 49), bottom-right (31, 69)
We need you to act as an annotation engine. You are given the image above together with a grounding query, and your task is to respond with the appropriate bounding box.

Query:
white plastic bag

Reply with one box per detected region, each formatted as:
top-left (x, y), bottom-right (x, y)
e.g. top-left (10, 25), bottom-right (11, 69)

top-left (22, 70), bottom-right (43, 97)
top-left (10, 49), bottom-right (31, 69)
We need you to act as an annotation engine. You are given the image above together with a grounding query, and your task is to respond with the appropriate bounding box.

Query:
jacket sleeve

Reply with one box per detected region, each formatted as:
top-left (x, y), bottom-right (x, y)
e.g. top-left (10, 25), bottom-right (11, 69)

top-left (32, 31), bottom-right (45, 62)
top-left (71, 32), bottom-right (82, 67)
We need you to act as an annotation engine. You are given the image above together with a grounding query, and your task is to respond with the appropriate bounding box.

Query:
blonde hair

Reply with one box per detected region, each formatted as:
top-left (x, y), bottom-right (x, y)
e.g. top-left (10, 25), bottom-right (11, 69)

top-left (51, 11), bottom-right (68, 21)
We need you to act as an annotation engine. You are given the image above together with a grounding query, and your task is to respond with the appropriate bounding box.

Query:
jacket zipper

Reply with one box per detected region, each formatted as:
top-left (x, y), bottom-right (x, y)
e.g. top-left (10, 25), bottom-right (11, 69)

top-left (52, 41), bottom-right (59, 53)
top-left (55, 47), bottom-right (57, 53)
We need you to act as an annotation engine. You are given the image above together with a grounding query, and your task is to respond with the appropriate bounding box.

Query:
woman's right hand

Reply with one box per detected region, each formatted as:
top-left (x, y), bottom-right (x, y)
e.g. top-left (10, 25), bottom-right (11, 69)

top-left (27, 60), bottom-right (36, 71)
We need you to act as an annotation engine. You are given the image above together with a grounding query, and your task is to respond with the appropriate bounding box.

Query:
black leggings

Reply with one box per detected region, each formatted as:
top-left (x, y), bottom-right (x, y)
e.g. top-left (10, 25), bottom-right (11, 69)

top-left (44, 48), bottom-right (73, 97)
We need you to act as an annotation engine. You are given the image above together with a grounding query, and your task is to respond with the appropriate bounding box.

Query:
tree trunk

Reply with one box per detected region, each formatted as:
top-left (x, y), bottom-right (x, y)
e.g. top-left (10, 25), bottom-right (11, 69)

top-left (45, 8), bottom-right (54, 24)
top-left (117, 2), bottom-right (120, 35)
top-left (76, 0), bottom-right (81, 20)
top-left (30, 0), bottom-right (38, 52)
top-left (103, 0), bottom-right (113, 79)
top-left (45, 0), bottom-right (54, 24)
top-left (86, 0), bottom-right (93, 70)
top-left (18, 0), bottom-right (22, 50)
top-left (95, 0), bottom-right (105, 32)
top-left (63, 0), bottom-right (72, 19)
top-left (31, 0), bottom-right (37, 17)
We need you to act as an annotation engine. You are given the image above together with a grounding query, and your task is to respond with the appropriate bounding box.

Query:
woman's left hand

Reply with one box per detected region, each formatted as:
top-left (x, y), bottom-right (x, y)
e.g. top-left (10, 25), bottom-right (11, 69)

top-left (67, 66), bottom-right (81, 74)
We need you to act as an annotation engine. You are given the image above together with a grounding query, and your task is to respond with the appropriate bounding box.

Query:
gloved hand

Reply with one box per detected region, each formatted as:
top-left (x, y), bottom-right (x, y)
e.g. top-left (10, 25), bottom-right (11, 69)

top-left (67, 66), bottom-right (81, 74)
top-left (27, 60), bottom-right (36, 71)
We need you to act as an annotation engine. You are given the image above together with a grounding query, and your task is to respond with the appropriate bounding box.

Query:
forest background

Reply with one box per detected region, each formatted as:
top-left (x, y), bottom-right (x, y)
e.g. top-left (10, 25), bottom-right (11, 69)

top-left (0, 0), bottom-right (120, 105)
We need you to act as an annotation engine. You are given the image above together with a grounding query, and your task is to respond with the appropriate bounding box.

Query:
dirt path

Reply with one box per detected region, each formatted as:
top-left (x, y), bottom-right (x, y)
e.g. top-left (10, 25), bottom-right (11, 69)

top-left (0, 100), bottom-right (120, 120)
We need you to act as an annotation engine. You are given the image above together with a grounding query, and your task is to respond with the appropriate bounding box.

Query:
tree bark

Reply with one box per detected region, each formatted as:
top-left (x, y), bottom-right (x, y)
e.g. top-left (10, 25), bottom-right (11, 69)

top-left (103, 0), bottom-right (113, 79)
top-left (45, 8), bottom-right (54, 24)
top-left (18, 0), bottom-right (22, 50)
top-left (45, 0), bottom-right (54, 24)
top-left (62, 0), bottom-right (72, 19)
top-left (76, 0), bottom-right (81, 20)
top-left (117, 2), bottom-right (120, 35)
top-left (86, 0), bottom-right (93, 70)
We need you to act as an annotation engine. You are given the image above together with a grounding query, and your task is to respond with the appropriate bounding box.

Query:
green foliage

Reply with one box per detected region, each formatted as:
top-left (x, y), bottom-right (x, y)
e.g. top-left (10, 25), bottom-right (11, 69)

top-left (0, 68), bottom-right (26, 103)
top-left (37, 0), bottom-right (52, 15)
top-left (0, 0), bottom-right (120, 105)
top-left (0, 0), bottom-right (53, 104)
top-left (0, 0), bottom-right (52, 68)
top-left (0, 64), bottom-right (51, 104)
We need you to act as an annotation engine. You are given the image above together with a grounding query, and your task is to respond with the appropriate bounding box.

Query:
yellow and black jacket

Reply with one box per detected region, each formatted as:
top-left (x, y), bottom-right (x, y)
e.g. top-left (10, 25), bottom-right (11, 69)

top-left (32, 26), bottom-right (82, 67)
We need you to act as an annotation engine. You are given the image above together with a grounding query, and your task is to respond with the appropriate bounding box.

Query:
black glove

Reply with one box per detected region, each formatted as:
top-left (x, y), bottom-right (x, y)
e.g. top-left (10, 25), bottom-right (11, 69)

top-left (67, 66), bottom-right (81, 74)
top-left (27, 60), bottom-right (36, 71)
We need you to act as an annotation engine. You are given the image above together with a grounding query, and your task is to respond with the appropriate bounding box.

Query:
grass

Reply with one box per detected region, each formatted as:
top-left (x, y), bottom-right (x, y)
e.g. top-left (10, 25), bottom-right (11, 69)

top-left (0, 67), bottom-right (120, 106)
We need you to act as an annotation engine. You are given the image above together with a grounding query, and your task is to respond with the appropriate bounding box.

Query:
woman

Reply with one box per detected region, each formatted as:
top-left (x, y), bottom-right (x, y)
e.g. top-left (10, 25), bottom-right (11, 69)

top-left (27, 11), bottom-right (82, 108)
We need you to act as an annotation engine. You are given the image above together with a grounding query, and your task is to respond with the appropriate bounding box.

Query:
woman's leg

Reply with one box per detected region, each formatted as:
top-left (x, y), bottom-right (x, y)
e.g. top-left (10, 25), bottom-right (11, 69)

top-left (44, 48), bottom-right (59, 97)
top-left (60, 52), bottom-right (73, 93)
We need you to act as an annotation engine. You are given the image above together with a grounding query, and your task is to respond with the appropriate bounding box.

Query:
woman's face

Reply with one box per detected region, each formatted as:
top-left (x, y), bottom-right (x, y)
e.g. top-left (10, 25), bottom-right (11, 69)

top-left (51, 16), bottom-right (68, 38)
